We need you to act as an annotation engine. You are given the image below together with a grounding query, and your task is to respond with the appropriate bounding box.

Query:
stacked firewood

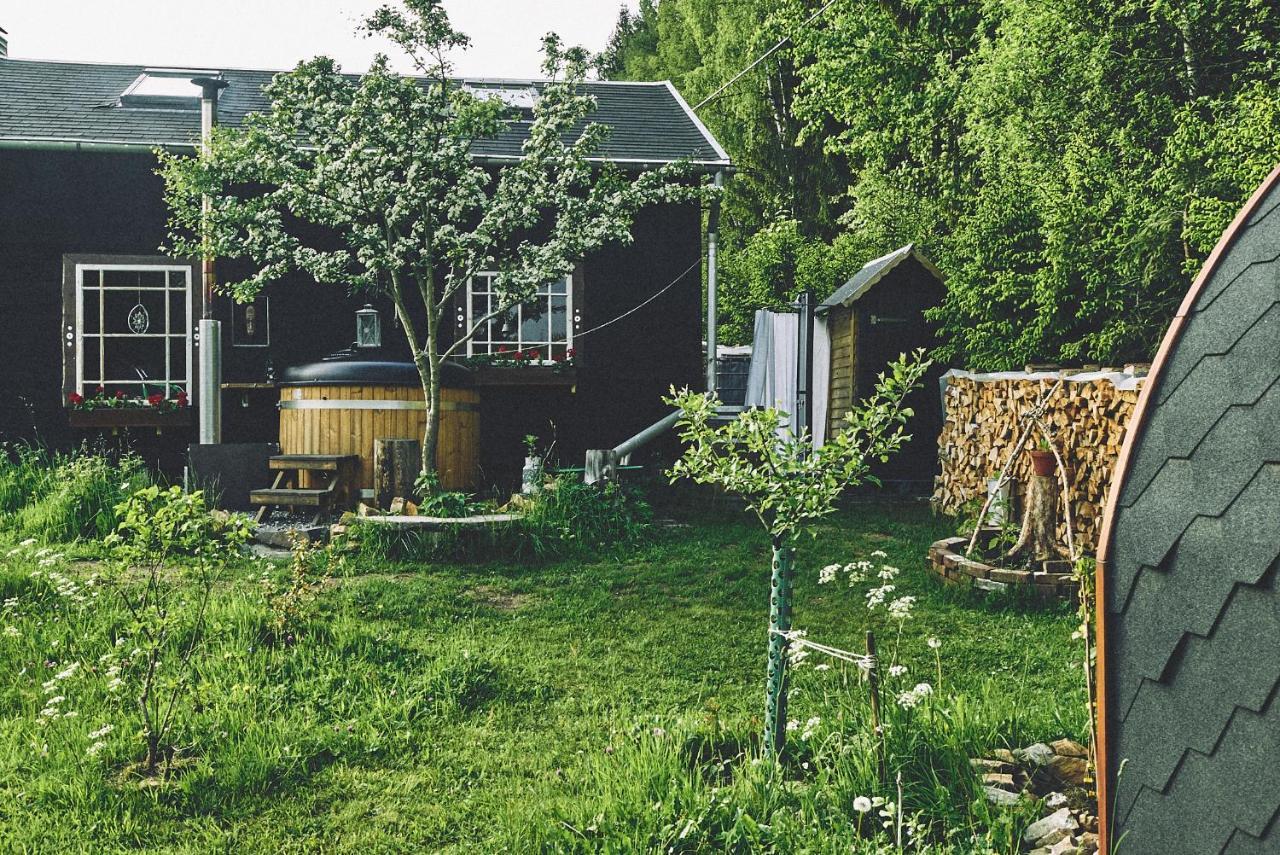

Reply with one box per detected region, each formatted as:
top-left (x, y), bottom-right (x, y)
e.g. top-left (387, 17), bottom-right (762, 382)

top-left (932, 370), bottom-right (1146, 553)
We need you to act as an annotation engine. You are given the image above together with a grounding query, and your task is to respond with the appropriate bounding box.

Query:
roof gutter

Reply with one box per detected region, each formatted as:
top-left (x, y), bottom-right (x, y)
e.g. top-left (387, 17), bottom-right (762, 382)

top-left (0, 138), bottom-right (735, 172)
top-left (0, 137), bottom-right (193, 154)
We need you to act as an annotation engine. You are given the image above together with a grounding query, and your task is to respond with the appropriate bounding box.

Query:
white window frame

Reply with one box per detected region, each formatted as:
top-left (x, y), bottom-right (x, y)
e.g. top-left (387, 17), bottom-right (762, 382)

top-left (75, 263), bottom-right (194, 397)
top-left (465, 273), bottom-right (574, 362)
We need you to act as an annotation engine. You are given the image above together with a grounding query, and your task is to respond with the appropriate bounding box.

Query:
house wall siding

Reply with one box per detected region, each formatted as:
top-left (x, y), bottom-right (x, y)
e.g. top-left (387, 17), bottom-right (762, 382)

top-left (0, 147), bottom-right (704, 486)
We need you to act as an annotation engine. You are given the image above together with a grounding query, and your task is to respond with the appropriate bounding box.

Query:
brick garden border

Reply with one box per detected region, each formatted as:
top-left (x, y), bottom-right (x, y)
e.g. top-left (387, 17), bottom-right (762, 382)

top-left (927, 536), bottom-right (1078, 600)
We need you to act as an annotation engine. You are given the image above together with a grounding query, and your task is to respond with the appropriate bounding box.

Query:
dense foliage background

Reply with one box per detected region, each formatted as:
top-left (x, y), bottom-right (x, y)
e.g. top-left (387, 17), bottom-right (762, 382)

top-left (597, 0), bottom-right (1280, 368)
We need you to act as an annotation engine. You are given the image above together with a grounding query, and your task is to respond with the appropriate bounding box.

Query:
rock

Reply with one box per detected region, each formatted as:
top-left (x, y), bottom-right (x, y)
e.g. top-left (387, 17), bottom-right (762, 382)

top-left (1017, 743), bottom-right (1057, 767)
top-left (1024, 808), bottom-right (1078, 844)
top-left (984, 785), bottom-right (1021, 806)
top-left (1046, 839), bottom-right (1076, 855)
top-left (1035, 827), bottom-right (1071, 848)
top-left (403, 500), bottom-right (419, 516)
top-left (972, 758), bottom-right (1012, 772)
top-left (1047, 754), bottom-right (1089, 786)
top-left (1044, 791), bottom-right (1069, 810)
top-left (1079, 831), bottom-right (1099, 853)
top-left (983, 772), bottom-right (1015, 788)
top-left (992, 748), bottom-right (1017, 764)
top-left (388, 496), bottom-right (406, 514)
top-left (357, 503), bottom-right (374, 517)
top-left (1051, 738), bottom-right (1089, 759)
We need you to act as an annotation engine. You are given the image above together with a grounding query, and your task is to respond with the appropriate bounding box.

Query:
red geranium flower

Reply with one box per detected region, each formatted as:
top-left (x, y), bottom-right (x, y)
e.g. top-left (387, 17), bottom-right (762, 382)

top-left (67, 392), bottom-right (84, 405)
top-left (566, 347), bottom-right (576, 358)
top-left (147, 393), bottom-right (165, 407)
top-left (552, 353), bottom-right (564, 363)
top-left (176, 391), bottom-right (189, 407)
top-left (497, 345), bottom-right (511, 354)
top-left (114, 389), bottom-right (126, 399)
top-left (529, 348), bottom-right (541, 361)
top-left (95, 384), bottom-right (105, 394)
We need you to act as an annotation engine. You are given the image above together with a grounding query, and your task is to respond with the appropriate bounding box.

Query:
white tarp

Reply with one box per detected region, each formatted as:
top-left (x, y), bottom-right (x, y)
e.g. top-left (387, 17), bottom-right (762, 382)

top-left (744, 309), bottom-right (831, 445)
top-left (940, 367), bottom-right (1146, 392)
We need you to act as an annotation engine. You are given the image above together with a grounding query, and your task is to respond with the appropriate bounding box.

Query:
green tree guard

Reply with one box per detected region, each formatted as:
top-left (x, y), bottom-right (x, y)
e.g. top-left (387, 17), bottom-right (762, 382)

top-left (764, 541), bottom-right (797, 757)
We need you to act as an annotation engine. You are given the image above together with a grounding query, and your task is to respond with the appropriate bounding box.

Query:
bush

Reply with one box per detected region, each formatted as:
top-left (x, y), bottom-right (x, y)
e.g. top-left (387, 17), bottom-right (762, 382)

top-left (520, 478), bottom-right (651, 558)
top-left (2, 446), bottom-right (150, 542)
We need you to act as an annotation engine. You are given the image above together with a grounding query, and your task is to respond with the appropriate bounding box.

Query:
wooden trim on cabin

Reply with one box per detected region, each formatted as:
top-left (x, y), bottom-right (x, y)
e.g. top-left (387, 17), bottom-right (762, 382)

top-left (1092, 163), bottom-right (1280, 855)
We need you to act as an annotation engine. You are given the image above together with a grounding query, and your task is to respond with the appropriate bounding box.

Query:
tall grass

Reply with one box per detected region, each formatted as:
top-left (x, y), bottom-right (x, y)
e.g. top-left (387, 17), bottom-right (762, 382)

top-left (0, 444), bottom-right (150, 542)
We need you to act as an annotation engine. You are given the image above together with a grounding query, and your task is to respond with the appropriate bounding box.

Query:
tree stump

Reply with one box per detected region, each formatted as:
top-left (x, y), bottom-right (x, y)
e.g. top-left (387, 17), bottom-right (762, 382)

top-left (1007, 474), bottom-right (1061, 565)
top-left (374, 438), bottom-right (420, 510)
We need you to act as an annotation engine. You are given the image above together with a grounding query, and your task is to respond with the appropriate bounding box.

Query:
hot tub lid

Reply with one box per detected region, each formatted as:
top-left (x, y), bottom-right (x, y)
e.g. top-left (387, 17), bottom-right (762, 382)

top-left (280, 349), bottom-right (473, 387)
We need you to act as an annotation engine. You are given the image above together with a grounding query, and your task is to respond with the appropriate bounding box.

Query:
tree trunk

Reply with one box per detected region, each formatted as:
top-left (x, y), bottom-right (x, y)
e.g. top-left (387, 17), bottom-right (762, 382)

top-left (1007, 474), bottom-right (1060, 565)
top-left (417, 354), bottom-right (442, 480)
top-left (374, 438), bottom-right (421, 508)
top-left (763, 539), bottom-right (796, 759)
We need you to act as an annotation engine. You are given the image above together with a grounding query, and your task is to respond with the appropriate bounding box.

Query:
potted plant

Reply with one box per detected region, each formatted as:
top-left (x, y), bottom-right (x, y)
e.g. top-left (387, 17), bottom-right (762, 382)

top-left (1029, 437), bottom-right (1058, 476)
top-left (521, 434), bottom-right (544, 495)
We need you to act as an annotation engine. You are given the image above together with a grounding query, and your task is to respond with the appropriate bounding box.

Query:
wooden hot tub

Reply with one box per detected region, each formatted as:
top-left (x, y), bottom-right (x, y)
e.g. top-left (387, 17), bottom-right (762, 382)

top-left (278, 357), bottom-right (479, 493)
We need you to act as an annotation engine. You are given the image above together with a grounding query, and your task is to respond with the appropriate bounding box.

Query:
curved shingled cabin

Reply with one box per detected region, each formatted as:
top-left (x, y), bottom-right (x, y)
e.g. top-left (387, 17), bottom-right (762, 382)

top-left (1097, 166), bottom-right (1280, 854)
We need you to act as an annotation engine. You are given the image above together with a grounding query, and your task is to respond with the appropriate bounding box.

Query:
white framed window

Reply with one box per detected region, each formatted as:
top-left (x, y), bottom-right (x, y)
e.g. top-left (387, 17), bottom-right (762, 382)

top-left (465, 273), bottom-right (573, 361)
top-left (73, 263), bottom-right (194, 397)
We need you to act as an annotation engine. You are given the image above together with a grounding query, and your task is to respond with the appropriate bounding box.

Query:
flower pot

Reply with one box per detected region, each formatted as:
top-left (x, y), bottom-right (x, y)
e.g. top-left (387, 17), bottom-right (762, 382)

top-left (1029, 449), bottom-right (1057, 476)
top-left (521, 455), bottom-right (544, 495)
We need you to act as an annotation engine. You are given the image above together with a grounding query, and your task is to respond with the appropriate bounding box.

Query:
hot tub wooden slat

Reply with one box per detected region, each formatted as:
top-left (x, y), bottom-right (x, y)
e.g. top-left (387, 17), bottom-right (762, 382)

top-left (279, 384), bottom-right (479, 494)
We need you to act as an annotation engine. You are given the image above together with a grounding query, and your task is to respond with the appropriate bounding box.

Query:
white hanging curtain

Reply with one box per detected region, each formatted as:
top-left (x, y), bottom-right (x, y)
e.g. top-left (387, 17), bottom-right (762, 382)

top-left (743, 309), bottom-right (830, 446)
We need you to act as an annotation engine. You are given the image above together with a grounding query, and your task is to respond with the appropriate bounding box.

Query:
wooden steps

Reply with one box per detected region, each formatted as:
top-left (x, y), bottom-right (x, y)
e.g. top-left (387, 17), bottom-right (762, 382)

top-left (251, 454), bottom-right (359, 524)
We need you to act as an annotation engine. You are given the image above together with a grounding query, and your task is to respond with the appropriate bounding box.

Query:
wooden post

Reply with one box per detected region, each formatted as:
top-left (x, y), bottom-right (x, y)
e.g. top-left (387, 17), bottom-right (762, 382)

top-left (866, 630), bottom-right (887, 783)
top-left (374, 438), bottom-right (420, 509)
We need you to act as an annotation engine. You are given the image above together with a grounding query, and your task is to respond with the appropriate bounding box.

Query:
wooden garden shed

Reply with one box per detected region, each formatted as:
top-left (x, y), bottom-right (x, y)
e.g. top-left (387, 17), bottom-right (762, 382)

top-left (819, 244), bottom-right (947, 489)
top-left (1095, 165), bottom-right (1280, 853)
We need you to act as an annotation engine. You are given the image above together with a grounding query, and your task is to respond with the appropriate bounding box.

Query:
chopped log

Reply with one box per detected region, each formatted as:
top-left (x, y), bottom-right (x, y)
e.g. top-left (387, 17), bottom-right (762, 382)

top-left (374, 438), bottom-right (421, 510)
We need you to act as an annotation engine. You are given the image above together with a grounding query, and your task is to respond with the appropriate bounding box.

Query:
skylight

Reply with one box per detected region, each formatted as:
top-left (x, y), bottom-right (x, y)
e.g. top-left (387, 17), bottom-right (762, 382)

top-left (461, 83), bottom-right (539, 111)
top-left (119, 69), bottom-right (222, 109)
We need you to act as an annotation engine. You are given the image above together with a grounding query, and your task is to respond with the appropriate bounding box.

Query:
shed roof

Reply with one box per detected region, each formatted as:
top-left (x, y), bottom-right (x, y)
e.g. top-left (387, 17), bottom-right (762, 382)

top-left (819, 243), bottom-right (944, 310)
top-left (0, 57), bottom-right (730, 169)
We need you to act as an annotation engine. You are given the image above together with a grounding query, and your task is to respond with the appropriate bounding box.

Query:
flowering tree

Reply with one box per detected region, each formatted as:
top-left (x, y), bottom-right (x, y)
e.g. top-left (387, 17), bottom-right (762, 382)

top-left (160, 0), bottom-right (705, 477)
top-left (666, 350), bottom-right (929, 756)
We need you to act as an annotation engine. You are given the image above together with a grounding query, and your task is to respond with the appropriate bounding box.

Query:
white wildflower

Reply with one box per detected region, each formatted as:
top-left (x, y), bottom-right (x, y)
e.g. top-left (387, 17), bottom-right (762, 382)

top-left (54, 662), bottom-right (79, 681)
top-left (800, 716), bottom-right (821, 740)
top-left (814, 663), bottom-right (831, 672)
top-left (86, 741), bottom-right (107, 757)
top-left (927, 637), bottom-right (942, 650)
top-left (853, 796), bottom-right (873, 813)
top-left (887, 595), bottom-right (916, 621)
top-left (88, 723), bottom-right (114, 740)
top-left (786, 719), bottom-right (799, 732)
top-left (888, 665), bottom-right (907, 678)
top-left (818, 564), bottom-right (840, 585)
top-left (3, 626), bottom-right (18, 638)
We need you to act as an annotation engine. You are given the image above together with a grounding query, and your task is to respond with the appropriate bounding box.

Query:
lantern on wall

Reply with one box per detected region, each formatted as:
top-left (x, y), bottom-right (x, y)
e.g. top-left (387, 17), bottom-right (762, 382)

top-left (355, 304), bottom-right (381, 349)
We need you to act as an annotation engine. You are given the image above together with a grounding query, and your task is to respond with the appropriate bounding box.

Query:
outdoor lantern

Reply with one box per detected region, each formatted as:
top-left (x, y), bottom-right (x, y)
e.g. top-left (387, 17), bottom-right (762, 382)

top-left (355, 304), bottom-right (381, 349)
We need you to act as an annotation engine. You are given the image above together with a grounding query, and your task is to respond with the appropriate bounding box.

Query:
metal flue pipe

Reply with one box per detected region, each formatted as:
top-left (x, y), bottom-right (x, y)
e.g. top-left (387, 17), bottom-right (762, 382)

top-left (192, 75), bottom-right (228, 445)
top-left (705, 170), bottom-right (723, 393)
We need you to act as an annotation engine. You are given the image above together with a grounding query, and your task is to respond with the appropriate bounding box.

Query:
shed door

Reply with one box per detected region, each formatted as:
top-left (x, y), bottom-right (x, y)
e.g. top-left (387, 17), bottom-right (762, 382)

top-left (1099, 168), bottom-right (1280, 854)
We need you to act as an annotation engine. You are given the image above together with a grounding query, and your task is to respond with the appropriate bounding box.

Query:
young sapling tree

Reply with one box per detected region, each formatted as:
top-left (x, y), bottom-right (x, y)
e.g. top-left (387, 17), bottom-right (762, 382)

top-left (666, 350), bottom-right (929, 757)
top-left (159, 0), bottom-right (709, 478)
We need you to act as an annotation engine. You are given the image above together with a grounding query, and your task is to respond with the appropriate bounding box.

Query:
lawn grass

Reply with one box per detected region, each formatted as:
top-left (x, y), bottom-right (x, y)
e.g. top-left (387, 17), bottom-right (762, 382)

top-left (0, 499), bottom-right (1082, 852)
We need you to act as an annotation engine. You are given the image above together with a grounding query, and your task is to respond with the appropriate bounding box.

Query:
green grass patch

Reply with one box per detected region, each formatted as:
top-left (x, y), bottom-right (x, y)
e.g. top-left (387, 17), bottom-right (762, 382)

top-left (0, 500), bottom-right (1083, 852)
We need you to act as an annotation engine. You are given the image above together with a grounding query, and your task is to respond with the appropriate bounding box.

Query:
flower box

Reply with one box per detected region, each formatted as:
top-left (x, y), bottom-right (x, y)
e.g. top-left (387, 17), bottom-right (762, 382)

top-left (67, 408), bottom-right (194, 430)
top-left (469, 365), bottom-right (577, 387)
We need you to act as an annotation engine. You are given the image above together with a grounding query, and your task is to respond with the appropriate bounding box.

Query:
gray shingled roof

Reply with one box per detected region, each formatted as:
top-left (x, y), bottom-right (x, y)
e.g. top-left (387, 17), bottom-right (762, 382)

top-left (1103, 169), bottom-right (1280, 853)
top-left (818, 243), bottom-right (944, 309)
top-left (0, 57), bottom-right (730, 169)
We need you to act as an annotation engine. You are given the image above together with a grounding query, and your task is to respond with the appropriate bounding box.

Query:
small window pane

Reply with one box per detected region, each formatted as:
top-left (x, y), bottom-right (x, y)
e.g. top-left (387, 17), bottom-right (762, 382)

top-left (103, 338), bottom-right (166, 384)
top-left (550, 295), bottom-right (567, 339)
top-left (81, 338), bottom-right (101, 383)
top-left (82, 290), bottom-right (101, 335)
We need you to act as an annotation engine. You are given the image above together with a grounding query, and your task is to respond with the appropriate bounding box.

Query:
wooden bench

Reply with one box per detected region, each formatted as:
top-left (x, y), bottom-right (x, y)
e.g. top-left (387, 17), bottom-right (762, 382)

top-left (251, 454), bottom-right (359, 524)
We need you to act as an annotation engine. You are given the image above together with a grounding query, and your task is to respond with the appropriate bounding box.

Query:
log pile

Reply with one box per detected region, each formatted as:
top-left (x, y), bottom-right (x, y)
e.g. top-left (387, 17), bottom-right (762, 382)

top-left (932, 369), bottom-right (1146, 553)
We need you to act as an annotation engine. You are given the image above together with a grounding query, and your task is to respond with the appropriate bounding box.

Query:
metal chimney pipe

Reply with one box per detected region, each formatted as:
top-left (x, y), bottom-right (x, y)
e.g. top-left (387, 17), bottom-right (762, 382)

top-left (191, 76), bottom-right (228, 445)
top-left (705, 170), bottom-right (723, 393)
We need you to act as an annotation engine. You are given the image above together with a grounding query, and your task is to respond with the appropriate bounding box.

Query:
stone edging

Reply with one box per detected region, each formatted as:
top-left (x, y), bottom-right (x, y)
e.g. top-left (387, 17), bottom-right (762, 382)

top-left (928, 536), bottom-right (1079, 599)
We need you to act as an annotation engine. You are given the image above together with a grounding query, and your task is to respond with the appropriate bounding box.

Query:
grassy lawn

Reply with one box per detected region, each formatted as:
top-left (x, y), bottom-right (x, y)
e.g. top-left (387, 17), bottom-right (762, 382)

top-left (0, 499), bottom-right (1082, 852)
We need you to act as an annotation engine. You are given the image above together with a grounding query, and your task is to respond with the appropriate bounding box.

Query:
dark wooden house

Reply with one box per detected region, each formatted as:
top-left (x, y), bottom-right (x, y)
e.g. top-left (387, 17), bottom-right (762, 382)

top-left (1096, 165), bottom-right (1280, 853)
top-left (818, 244), bottom-right (947, 490)
top-left (0, 48), bottom-right (729, 492)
